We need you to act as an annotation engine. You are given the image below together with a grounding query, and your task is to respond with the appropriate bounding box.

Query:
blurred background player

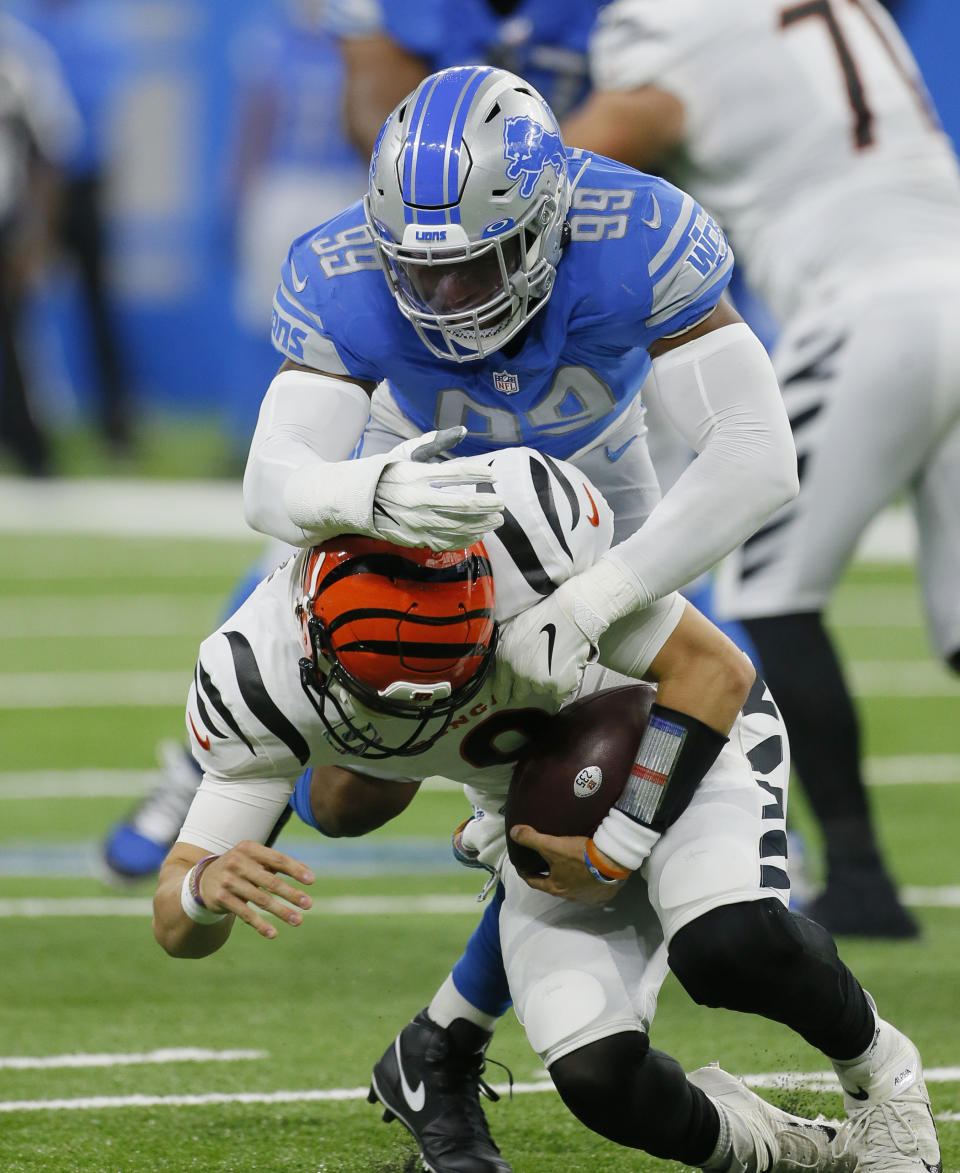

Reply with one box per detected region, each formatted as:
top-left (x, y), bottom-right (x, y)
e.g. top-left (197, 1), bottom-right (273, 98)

top-left (553, 0), bottom-right (960, 938)
top-left (221, 0), bottom-right (367, 452)
top-left (16, 0), bottom-right (135, 459)
top-left (101, 0), bottom-right (368, 880)
top-left (328, 0), bottom-right (603, 157)
top-left (0, 11), bottom-right (80, 475)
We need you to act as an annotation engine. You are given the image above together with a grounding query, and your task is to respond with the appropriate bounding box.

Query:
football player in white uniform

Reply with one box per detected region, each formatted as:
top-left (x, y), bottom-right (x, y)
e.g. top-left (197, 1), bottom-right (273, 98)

top-left (560, 0), bottom-right (960, 939)
top-left (153, 448), bottom-right (938, 1173)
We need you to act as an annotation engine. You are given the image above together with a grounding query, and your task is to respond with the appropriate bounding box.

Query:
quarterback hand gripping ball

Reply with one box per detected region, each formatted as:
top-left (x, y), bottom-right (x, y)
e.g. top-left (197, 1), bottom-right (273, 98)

top-left (505, 684), bottom-right (656, 876)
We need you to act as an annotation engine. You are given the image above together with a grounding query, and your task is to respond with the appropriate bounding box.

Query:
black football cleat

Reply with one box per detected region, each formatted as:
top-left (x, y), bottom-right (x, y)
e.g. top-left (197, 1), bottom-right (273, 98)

top-left (368, 1010), bottom-right (512, 1173)
top-left (806, 864), bottom-right (919, 940)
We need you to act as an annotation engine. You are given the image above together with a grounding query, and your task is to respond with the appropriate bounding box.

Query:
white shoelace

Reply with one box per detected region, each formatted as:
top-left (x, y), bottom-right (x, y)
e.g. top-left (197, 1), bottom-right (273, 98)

top-left (841, 1100), bottom-right (926, 1170)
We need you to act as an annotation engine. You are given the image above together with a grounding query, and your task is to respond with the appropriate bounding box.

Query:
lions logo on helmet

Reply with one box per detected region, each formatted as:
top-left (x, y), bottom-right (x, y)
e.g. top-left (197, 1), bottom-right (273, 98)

top-left (297, 536), bottom-right (497, 758)
top-left (503, 116), bottom-right (567, 199)
top-left (366, 66), bottom-right (571, 362)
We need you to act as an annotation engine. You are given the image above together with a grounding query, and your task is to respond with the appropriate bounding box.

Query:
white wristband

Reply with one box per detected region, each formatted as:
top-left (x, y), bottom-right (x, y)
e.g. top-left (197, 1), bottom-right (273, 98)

top-left (180, 863), bottom-right (227, 925)
top-left (591, 808), bottom-right (661, 873)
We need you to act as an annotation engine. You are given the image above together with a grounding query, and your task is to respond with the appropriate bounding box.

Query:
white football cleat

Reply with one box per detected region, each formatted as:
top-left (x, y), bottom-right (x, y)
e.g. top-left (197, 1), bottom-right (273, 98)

top-left (689, 1065), bottom-right (855, 1172)
top-left (833, 1016), bottom-right (942, 1172)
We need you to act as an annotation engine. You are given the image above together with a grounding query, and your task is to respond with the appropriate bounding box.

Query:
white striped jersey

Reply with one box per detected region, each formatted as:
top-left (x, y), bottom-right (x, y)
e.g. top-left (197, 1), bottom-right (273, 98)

top-left (178, 447), bottom-right (681, 855)
top-left (589, 0), bottom-right (960, 321)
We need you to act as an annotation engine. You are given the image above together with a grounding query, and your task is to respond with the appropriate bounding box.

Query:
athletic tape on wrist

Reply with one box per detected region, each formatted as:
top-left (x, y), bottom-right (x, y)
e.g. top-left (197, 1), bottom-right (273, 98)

top-left (614, 704), bottom-right (727, 833)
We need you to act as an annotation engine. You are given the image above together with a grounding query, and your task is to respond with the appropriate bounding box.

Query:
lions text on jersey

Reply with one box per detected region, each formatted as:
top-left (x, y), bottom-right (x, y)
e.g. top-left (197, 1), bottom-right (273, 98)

top-left (270, 151), bottom-right (732, 460)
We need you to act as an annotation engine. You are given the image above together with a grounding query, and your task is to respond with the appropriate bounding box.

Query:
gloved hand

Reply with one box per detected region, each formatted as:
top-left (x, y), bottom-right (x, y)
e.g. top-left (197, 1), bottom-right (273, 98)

top-left (452, 807), bottom-right (507, 874)
top-left (373, 427), bottom-right (505, 550)
top-left (496, 557), bottom-right (641, 704)
top-left (283, 425), bottom-right (504, 549)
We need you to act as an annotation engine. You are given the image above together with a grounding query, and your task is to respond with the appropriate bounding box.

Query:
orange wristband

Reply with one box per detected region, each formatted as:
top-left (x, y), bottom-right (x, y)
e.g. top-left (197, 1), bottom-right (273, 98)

top-left (584, 838), bottom-right (632, 883)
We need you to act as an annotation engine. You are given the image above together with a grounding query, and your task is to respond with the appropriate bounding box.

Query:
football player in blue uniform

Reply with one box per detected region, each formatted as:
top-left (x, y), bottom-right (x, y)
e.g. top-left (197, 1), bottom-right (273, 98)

top-left (247, 65), bottom-right (796, 701)
top-left (231, 63), bottom-right (799, 1172)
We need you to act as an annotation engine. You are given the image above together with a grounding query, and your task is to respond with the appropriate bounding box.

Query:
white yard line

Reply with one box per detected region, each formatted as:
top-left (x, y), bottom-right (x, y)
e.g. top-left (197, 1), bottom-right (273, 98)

top-left (849, 660), bottom-right (960, 697)
top-left (0, 1048), bottom-right (265, 1070)
top-left (1, 1070), bottom-right (958, 1115)
top-left (0, 478), bottom-right (251, 540)
top-left (1, 888), bottom-right (960, 919)
top-left (0, 895), bottom-right (481, 918)
top-left (0, 770), bottom-right (461, 799)
top-left (901, 886), bottom-right (960, 908)
top-left (0, 759), bottom-right (955, 801)
top-left (0, 596), bottom-right (221, 639)
top-left (1, 661), bottom-right (955, 709)
top-left (0, 770), bottom-right (161, 798)
top-left (865, 755), bottom-right (960, 785)
top-left (0, 670), bottom-right (191, 708)
top-left (0, 480), bottom-right (914, 560)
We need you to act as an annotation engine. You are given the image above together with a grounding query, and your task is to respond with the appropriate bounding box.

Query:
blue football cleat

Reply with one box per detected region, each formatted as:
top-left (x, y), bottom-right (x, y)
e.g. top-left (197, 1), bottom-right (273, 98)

top-left (103, 741), bottom-right (203, 882)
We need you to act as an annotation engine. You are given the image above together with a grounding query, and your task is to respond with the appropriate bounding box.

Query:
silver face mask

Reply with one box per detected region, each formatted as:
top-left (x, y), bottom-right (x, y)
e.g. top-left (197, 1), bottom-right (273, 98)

top-left (367, 65), bottom-right (570, 362)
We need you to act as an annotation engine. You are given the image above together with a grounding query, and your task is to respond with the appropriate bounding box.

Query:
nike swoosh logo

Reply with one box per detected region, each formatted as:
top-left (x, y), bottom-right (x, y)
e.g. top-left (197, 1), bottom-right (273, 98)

top-left (583, 485), bottom-right (600, 527)
top-left (604, 434), bottom-right (639, 462)
top-left (847, 1085), bottom-right (870, 1102)
top-left (290, 258), bottom-right (308, 294)
top-left (540, 623), bottom-right (557, 674)
top-left (641, 193), bottom-right (662, 230)
top-left (394, 1038), bottom-right (425, 1113)
top-left (188, 713), bottom-right (210, 751)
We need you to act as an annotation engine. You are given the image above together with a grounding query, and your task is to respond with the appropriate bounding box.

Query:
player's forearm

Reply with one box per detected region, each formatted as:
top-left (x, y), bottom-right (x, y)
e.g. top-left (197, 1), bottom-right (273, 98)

top-left (242, 367), bottom-right (372, 544)
top-left (607, 324), bottom-right (798, 607)
top-left (152, 856), bottom-right (235, 959)
top-left (309, 766), bottom-right (421, 837)
top-left (644, 603), bottom-right (755, 735)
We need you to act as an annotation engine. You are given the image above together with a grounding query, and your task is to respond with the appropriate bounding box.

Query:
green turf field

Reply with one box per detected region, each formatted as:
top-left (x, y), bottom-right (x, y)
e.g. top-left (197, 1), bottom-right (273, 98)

top-left (0, 514), bottom-right (958, 1172)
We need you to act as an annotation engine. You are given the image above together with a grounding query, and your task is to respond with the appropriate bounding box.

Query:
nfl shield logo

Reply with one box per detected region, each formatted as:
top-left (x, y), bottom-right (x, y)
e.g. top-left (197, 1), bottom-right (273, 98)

top-left (492, 370), bottom-right (520, 395)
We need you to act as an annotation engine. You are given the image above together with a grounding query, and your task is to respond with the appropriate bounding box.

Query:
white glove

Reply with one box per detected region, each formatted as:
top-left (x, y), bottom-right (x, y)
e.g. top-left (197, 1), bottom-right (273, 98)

top-left (373, 428), bottom-right (505, 550)
top-left (496, 557), bottom-right (641, 704)
top-left (283, 425), bottom-right (504, 550)
top-left (452, 807), bottom-right (507, 873)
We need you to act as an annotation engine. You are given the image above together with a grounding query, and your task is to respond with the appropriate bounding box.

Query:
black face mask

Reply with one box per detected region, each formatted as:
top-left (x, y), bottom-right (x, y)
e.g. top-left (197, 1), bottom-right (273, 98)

top-left (298, 616), bottom-right (498, 760)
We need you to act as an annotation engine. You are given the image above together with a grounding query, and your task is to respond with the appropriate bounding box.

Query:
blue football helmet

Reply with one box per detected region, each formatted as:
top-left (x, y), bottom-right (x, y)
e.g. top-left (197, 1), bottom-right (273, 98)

top-left (366, 66), bottom-right (571, 362)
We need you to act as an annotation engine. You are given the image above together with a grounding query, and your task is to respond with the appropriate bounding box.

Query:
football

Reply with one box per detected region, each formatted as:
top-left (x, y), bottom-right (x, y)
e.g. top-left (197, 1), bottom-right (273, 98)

top-left (505, 683), bottom-right (657, 876)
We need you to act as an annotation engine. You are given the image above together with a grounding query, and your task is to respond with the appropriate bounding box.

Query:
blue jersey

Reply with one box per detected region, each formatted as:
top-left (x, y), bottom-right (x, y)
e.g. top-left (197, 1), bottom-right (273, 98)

top-left (271, 151), bottom-right (733, 460)
top-left (328, 0), bottom-right (604, 120)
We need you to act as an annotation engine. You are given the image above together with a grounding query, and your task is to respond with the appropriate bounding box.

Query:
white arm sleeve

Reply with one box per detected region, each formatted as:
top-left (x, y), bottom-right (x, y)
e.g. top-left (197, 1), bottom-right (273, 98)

top-left (242, 368), bottom-right (373, 546)
top-left (604, 322), bottom-right (798, 609)
top-left (178, 775), bottom-right (295, 856)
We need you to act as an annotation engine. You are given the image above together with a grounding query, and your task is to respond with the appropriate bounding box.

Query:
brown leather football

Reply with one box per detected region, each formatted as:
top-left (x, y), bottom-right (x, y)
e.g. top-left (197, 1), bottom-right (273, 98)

top-left (505, 683), bottom-right (656, 876)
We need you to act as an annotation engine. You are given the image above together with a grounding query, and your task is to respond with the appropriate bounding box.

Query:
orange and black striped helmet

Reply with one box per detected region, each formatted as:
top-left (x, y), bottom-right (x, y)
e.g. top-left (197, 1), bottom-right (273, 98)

top-left (297, 536), bottom-right (497, 757)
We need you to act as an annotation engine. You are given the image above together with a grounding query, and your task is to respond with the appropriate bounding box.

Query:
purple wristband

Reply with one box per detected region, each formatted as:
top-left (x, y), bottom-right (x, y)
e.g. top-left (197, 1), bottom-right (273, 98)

top-left (190, 855), bottom-right (220, 909)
